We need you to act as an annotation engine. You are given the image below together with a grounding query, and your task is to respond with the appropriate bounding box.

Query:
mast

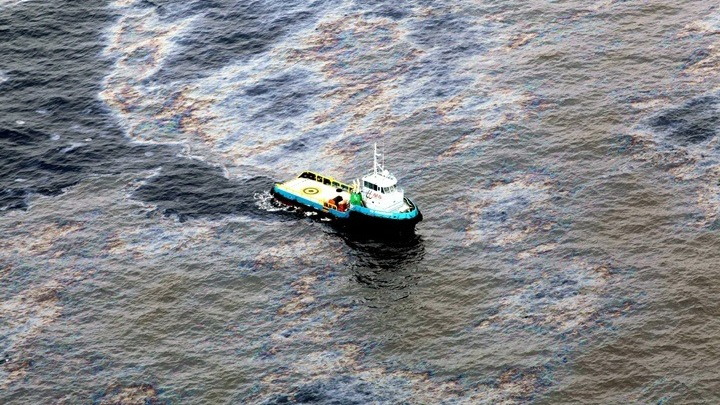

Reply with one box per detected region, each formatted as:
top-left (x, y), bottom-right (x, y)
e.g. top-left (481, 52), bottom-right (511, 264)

top-left (372, 143), bottom-right (386, 175)
top-left (382, 142), bottom-right (385, 171)
top-left (374, 143), bottom-right (384, 174)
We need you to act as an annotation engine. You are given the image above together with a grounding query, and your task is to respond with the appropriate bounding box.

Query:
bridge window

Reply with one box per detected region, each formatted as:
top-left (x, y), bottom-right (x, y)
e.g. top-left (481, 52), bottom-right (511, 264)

top-left (365, 181), bottom-right (381, 191)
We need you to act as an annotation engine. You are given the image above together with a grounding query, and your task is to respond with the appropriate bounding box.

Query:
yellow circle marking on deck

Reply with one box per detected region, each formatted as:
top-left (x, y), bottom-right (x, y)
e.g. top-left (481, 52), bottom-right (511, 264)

top-left (302, 187), bottom-right (319, 195)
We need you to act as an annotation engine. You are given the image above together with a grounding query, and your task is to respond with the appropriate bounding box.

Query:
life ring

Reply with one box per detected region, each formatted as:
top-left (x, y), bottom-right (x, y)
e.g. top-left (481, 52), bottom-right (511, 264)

top-left (302, 187), bottom-right (319, 195)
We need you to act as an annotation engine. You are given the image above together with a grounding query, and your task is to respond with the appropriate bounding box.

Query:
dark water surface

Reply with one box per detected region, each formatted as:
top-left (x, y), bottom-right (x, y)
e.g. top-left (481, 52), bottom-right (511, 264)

top-left (2, 0), bottom-right (720, 403)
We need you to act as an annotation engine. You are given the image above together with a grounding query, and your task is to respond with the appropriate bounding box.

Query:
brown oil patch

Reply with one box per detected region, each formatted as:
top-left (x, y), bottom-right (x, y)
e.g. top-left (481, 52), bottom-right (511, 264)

top-left (627, 125), bottom-right (720, 227)
top-left (106, 223), bottom-right (216, 258)
top-left (679, 12), bottom-right (720, 85)
top-left (0, 220), bottom-right (84, 258)
top-left (463, 175), bottom-right (557, 247)
top-left (684, 46), bottom-right (720, 80)
top-left (0, 213), bottom-right (96, 385)
top-left (506, 32), bottom-right (538, 50)
top-left (680, 18), bottom-right (720, 38)
top-left (252, 232), bottom-right (550, 403)
top-left (277, 275), bottom-right (318, 316)
top-left (254, 337), bottom-right (547, 403)
top-left (287, 14), bottom-right (424, 138)
top-left (517, 243), bottom-right (559, 260)
top-left (101, 2), bottom-right (196, 145)
top-left (1, 280), bottom-right (62, 388)
top-left (97, 383), bottom-right (164, 405)
top-left (477, 260), bottom-right (623, 336)
top-left (0, 173), bottom-right (207, 388)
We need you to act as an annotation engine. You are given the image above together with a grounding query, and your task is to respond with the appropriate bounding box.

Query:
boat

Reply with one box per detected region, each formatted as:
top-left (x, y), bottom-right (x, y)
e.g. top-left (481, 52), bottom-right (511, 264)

top-left (271, 144), bottom-right (422, 230)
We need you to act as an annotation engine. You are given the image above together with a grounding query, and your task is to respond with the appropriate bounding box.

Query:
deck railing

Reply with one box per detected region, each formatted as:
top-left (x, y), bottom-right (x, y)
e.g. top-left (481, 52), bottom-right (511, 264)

top-left (299, 171), bottom-right (353, 192)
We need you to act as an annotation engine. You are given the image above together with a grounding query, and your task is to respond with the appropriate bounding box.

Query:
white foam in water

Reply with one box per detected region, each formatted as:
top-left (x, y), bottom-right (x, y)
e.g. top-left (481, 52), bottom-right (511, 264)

top-left (0, 0), bottom-right (30, 7)
top-left (61, 143), bottom-right (86, 153)
top-left (254, 191), bottom-right (294, 213)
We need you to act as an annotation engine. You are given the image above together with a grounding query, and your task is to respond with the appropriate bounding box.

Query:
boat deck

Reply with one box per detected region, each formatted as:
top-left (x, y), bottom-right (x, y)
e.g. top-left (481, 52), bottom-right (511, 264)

top-left (275, 177), bottom-right (352, 210)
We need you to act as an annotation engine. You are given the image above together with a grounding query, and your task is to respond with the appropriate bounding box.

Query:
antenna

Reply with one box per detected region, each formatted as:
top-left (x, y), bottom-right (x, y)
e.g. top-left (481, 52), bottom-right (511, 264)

top-left (382, 141), bottom-right (385, 172)
top-left (373, 143), bottom-right (378, 174)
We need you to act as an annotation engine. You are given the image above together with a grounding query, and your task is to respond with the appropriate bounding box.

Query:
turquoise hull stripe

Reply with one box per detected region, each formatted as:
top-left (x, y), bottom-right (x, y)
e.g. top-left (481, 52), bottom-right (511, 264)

top-left (274, 185), bottom-right (420, 222)
top-left (349, 201), bottom-right (421, 221)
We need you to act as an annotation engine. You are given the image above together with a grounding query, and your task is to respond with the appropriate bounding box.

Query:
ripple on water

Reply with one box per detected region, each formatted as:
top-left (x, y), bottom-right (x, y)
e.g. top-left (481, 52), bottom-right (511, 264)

top-left (0, 0), bottom-right (667, 402)
top-left (94, 383), bottom-right (163, 405)
top-left (100, 1), bottom-right (535, 178)
top-left (108, 8), bottom-right (425, 173)
top-left (477, 261), bottom-right (633, 336)
top-left (0, 0), bottom-right (29, 8)
top-left (459, 171), bottom-right (563, 249)
top-left (680, 11), bottom-right (720, 81)
top-left (0, 219), bottom-right (94, 388)
top-left (627, 93), bottom-right (720, 226)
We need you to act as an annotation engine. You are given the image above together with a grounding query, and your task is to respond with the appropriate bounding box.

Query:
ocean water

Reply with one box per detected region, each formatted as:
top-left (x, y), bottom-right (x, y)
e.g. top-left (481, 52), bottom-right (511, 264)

top-left (2, 0), bottom-right (720, 403)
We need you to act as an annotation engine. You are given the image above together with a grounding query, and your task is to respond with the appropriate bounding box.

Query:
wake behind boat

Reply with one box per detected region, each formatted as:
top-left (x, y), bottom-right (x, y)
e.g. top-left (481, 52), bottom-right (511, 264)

top-left (272, 144), bottom-right (422, 230)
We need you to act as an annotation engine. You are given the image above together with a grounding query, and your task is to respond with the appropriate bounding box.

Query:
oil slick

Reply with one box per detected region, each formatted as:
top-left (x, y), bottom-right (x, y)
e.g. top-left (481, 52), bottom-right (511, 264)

top-left (101, 1), bottom-right (197, 146)
top-left (461, 173), bottom-right (560, 248)
top-left (0, 220), bottom-right (93, 388)
top-left (100, 1), bottom-right (536, 177)
top-left (0, 0), bottom-right (670, 402)
top-left (626, 93), bottom-right (720, 227)
top-left (92, 1), bottom-right (640, 402)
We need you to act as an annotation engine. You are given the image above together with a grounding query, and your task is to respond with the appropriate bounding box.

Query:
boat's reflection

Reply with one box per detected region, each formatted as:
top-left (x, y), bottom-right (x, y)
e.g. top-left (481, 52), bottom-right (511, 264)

top-left (334, 228), bottom-right (426, 306)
